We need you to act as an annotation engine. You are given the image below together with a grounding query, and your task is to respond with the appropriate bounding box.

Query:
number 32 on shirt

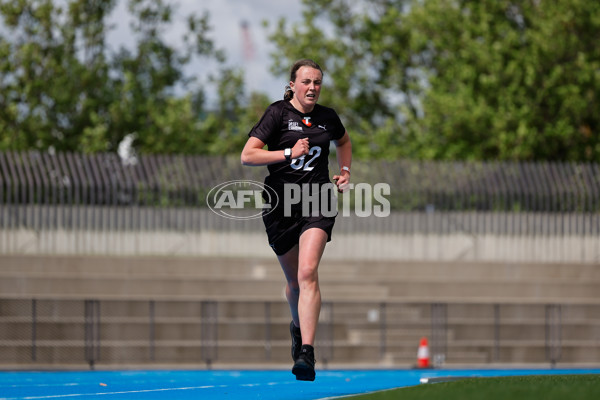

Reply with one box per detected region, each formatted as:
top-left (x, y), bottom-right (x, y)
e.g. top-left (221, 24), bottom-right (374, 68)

top-left (290, 146), bottom-right (321, 171)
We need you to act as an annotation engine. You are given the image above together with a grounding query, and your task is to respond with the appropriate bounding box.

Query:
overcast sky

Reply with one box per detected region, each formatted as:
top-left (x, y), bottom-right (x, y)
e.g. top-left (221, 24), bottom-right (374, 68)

top-left (108, 0), bottom-right (304, 104)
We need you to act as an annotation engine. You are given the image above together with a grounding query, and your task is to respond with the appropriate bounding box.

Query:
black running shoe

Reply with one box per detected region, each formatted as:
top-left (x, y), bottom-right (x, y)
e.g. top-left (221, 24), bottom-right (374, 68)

top-left (292, 345), bottom-right (316, 381)
top-left (290, 321), bottom-right (302, 362)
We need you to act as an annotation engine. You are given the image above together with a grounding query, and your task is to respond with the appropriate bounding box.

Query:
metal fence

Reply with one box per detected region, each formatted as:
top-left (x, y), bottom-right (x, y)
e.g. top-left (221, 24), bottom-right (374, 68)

top-left (1, 298), bottom-right (593, 369)
top-left (2, 151), bottom-right (599, 212)
top-left (1, 151), bottom-right (599, 261)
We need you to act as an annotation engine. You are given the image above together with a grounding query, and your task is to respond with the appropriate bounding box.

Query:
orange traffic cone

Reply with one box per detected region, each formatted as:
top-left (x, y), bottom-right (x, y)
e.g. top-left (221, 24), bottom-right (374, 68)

top-left (417, 337), bottom-right (430, 368)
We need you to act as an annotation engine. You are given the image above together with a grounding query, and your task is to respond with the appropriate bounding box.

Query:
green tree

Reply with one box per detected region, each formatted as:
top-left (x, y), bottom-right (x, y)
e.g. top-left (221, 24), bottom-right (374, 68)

top-left (267, 0), bottom-right (415, 159)
top-left (267, 0), bottom-right (600, 161)
top-left (0, 0), bottom-right (117, 151)
top-left (200, 68), bottom-right (272, 155)
top-left (407, 0), bottom-right (600, 161)
top-left (0, 0), bottom-right (257, 155)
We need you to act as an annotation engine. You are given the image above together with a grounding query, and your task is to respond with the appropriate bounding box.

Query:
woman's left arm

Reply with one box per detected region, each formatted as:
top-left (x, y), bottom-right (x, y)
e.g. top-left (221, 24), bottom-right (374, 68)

top-left (333, 131), bottom-right (352, 192)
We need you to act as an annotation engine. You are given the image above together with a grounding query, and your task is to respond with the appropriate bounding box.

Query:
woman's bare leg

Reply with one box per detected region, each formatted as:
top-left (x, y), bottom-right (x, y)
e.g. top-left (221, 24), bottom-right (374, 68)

top-left (277, 228), bottom-right (328, 345)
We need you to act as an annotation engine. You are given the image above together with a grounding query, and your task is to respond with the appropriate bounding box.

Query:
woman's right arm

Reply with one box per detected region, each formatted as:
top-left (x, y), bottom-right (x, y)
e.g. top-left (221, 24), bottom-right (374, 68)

top-left (241, 137), bottom-right (309, 167)
top-left (241, 137), bottom-right (283, 166)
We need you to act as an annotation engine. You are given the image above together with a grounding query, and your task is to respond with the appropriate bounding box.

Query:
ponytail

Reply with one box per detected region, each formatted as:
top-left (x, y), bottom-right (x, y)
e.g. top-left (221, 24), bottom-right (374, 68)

top-left (283, 85), bottom-right (293, 100)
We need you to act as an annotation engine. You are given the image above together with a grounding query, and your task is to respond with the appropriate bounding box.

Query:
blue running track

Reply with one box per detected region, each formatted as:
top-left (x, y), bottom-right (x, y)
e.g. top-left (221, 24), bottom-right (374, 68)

top-left (1, 368), bottom-right (599, 400)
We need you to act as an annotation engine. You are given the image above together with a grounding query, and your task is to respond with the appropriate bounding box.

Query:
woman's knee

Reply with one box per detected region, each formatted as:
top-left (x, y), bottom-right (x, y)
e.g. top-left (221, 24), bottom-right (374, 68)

top-left (297, 263), bottom-right (319, 285)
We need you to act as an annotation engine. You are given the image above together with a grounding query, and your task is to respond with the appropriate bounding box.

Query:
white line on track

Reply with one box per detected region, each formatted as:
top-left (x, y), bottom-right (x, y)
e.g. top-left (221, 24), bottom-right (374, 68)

top-left (0, 384), bottom-right (80, 390)
top-left (0, 381), bottom-right (294, 400)
top-left (1, 385), bottom-right (220, 400)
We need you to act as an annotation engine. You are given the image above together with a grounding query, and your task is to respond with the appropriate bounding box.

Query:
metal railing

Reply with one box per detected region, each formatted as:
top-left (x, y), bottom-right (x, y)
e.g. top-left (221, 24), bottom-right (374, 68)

top-left (1, 151), bottom-right (599, 261)
top-left (2, 151), bottom-right (599, 212)
top-left (0, 298), bottom-right (588, 369)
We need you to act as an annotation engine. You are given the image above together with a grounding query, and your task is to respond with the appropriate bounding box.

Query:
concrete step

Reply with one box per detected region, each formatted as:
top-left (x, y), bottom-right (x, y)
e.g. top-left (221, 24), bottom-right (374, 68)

top-left (2, 275), bottom-right (598, 305)
top-left (0, 255), bottom-right (281, 280)
top-left (3, 255), bottom-right (599, 305)
top-left (3, 255), bottom-right (599, 283)
top-left (0, 276), bottom-right (389, 301)
top-left (386, 281), bottom-right (600, 304)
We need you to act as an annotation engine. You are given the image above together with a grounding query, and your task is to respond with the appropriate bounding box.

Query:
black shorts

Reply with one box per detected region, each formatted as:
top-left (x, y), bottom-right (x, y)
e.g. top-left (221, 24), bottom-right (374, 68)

top-left (262, 209), bottom-right (336, 256)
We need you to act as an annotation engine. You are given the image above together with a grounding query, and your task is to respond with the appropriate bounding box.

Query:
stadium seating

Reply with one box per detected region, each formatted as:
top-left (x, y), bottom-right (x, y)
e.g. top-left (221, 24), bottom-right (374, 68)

top-left (1, 254), bottom-right (599, 368)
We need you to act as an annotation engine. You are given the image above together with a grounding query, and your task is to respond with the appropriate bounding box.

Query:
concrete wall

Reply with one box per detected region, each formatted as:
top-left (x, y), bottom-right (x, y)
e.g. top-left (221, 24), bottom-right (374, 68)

top-left (2, 228), bottom-right (599, 263)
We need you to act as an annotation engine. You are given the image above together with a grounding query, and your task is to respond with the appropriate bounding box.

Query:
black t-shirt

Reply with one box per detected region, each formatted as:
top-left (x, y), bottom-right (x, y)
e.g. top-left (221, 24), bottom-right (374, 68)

top-left (248, 100), bottom-right (346, 187)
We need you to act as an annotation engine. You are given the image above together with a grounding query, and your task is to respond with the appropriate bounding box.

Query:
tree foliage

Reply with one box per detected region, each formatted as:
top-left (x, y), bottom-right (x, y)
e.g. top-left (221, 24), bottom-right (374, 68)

top-left (2, 0), bottom-right (599, 161)
top-left (268, 0), bottom-right (600, 161)
top-left (267, 0), bottom-right (413, 159)
top-left (0, 0), bottom-right (269, 155)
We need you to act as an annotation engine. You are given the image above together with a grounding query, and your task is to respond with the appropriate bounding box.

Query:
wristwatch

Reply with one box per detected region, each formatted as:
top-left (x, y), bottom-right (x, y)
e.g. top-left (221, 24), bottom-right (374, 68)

top-left (284, 148), bottom-right (292, 162)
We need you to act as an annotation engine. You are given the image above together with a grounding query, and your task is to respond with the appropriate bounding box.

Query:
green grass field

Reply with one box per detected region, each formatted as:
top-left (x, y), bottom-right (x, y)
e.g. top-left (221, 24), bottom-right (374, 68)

top-left (346, 374), bottom-right (600, 400)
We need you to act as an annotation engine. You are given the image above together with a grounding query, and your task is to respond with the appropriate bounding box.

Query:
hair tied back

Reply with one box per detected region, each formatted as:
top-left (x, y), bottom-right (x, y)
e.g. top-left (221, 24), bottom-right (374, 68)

top-left (284, 85), bottom-right (294, 101)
